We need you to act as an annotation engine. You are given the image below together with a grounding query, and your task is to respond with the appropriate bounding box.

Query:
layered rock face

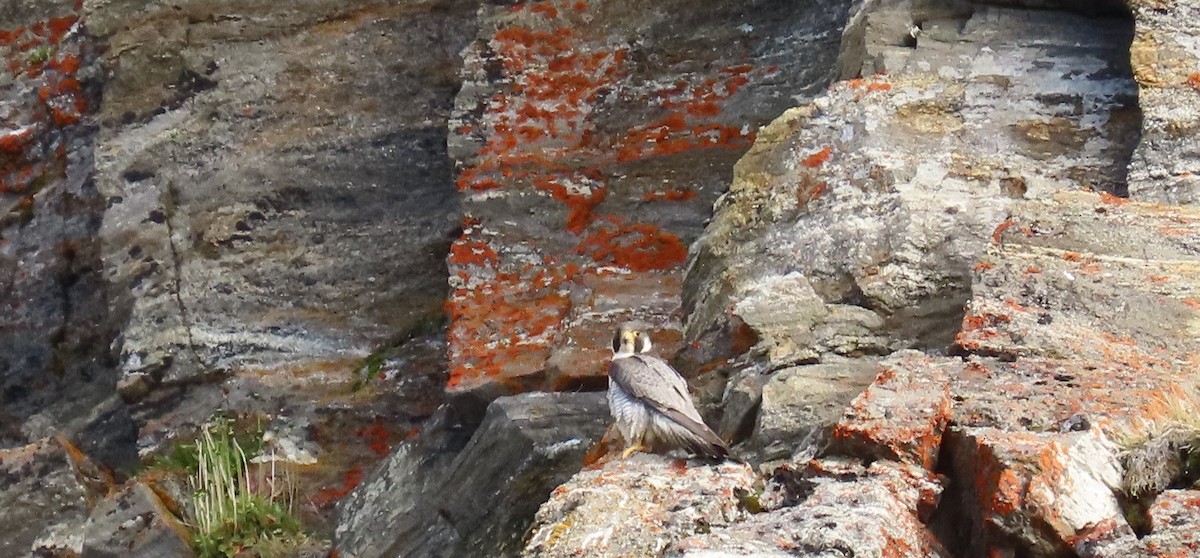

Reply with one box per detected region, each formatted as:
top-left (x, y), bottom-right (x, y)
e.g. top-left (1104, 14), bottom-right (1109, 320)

top-left (5, 0), bottom-right (1200, 555)
top-left (0, 0), bottom-right (136, 468)
top-left (523, 0), bottom-right (1200, 557)
top-left (444, 0), bottom-right (855, 402)
top-left (91, 0), bottom-right (475, 399)
top-left (683, 4), bottom-right (1141, 371)
top-left (1126, 0), bottom-right (1200, 203)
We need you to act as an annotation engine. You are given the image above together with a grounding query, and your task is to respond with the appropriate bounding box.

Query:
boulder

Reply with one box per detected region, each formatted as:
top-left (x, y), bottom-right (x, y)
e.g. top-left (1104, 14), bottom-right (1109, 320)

top-left (523, 454), bottom-right (756, 557)
top-left (828, 351), bottom-right (951, 470)
top-left (0, 437), bottom-right (110, 557)
top-left (749, 358), bottom-right (877, 461)
top-left (670, 458), bottom-right (947, 557)
top-left (335, 392), bottom-right (609, 558)
top-left (81, 482), bottom-right (195, 558)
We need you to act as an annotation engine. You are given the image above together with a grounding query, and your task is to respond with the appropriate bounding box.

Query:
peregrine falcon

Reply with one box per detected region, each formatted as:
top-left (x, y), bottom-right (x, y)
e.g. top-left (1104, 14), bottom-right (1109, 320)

top-left (607, 324), bottom-right (731, 460)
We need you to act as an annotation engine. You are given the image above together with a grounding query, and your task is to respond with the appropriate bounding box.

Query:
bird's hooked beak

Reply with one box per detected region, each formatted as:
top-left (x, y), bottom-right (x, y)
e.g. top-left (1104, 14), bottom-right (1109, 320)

top-left (611, 327), bottom-right (652, 356)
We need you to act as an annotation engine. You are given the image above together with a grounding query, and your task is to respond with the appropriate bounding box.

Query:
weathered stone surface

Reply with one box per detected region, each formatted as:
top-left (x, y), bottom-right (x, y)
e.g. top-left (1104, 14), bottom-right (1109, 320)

top-left (0, 437), bottom-right (109, 557)
top-left (444, 0), bottom-right (857, 401)
top-left (682, 5), bottom-right (1139, 371)
top-left (957, 192), bottom-right (1200, 363)
top-left (0, 0), bottom-right (139, 472)
top-left (90, 0), bottom-right (474, 394)
top-left (945, 425), bottom-right (1128, 557)
top-left (335, 392), bottom-right (609, 558)
top-left (81, 481), bottom-right (195, 558)
top-left (1078, 489), bottom-right (1200, 557)
top-left (523, 454), bottom-right (756, 557)
top-left (1125, 0), bottom-right (1200, 203)
top-left (829, 351), bottom-right (951, 470)
top-left (929, 192), bottom-right (1200, 556)
top-left (670, 458), bottom-right (947, 557)
top-left (750, 358), bottom-right (877, 461)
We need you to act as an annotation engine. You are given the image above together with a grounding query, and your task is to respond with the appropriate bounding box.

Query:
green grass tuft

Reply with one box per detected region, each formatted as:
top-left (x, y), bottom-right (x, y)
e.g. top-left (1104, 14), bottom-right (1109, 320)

top-left (188, 418), bottom-right (305, 558)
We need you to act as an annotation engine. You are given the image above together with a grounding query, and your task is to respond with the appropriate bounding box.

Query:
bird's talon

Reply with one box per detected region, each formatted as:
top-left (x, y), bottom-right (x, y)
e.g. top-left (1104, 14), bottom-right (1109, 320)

top-left (621, 443), bottom-right (644, 458)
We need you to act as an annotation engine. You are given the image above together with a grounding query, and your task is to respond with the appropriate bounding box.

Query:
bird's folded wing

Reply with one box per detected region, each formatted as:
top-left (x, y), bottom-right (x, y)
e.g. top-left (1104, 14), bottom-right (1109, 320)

top-left (608, 356), bottom-right (727, 448)
top-left (608, 357), bottom-right (691, 413)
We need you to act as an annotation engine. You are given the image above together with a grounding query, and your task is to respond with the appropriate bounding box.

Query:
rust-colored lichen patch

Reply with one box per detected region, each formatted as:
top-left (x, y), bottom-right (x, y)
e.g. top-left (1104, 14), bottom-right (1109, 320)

top-left (311, 466), bottom-right (365, 508)
top-left (446, 0), bottom-right (777, 396)
top-left (801, 146), bottom-right (832, 168)
top-left (575, 219), bottom-right (687, 272)
top-left (0, 6), bottom-right (89, 206)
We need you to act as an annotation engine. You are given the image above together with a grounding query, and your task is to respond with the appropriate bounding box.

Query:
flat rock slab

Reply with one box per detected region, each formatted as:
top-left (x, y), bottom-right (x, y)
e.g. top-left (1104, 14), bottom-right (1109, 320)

top-left (958, 191), bottom-right (1200, 363)
top-left (945, 425), bottom-right (1128, 557)
top-left (670, 458), bottom-right (947, 557)
top-left (444, 0), bottom-right (855, 400)
top-left (523, 454), bottom-right (756, 557)
top-left (682, 6), bottom-right (1139, 372)
top-left (829, 351), bottom-right (951, 471)
top-left (81, 481), bottom-right (195, 558)
top-left (335, 392), bottom-right (609, 558)
top-left (937, 192), bottom-right (1200, 555)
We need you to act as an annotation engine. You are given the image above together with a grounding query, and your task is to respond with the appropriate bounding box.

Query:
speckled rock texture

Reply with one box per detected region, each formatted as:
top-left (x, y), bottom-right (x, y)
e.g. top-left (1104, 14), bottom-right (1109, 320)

top-left (671, 458), bottom-right (947, 557)
top-left (443, 0), bottom-right (856, 402)
top-left (1125, 0), bottom-right (1200, 203)
top-left (1079, 489), bottom-right (1200, 557)
top-left (8, 0), bottom-right (1200, 555)
top-left (0, 436), bottom-right (111, 557)
top-left (0, 0), bottom-right (138, 471)
top-left (523, 454), bottom-right (757, 558)
top-left (335, 392), bottom-right (609, 558)
top-left (81, 481), bottom-right (195, 558)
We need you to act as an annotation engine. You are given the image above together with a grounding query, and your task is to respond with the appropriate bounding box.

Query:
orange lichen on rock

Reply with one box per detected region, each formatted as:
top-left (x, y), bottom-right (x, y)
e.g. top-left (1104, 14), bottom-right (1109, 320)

top-left (311, 467), bottom-right (365, 508)
top-left (991, 218), bottom-right (1015, 245)
top-left (0, 6), bottom-right (89, 207)
top-left (830, 356), bottom-right (951, 470)
top-left (801, 146), bottom-right (832, 168)
top-left (357, 420), bottom-right (392, 458)
top-left (532, 172), bottom-right (607, 234)
top-left (1188, 73), bottom-right (1200, 91)
top-left (449, 238), bottom-right (500, 267)
top-left (575, 219), bottom-right (687, 272)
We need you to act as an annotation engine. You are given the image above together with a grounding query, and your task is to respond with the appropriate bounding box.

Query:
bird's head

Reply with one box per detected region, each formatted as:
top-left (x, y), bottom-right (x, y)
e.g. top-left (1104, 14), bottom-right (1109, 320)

top-left (611, 324), bottom-right (653, 357)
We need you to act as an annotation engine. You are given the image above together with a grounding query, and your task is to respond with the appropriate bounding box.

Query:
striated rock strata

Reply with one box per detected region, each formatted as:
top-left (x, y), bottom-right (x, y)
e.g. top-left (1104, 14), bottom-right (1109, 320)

top-left (683, 5), bottom-right (1140, 372)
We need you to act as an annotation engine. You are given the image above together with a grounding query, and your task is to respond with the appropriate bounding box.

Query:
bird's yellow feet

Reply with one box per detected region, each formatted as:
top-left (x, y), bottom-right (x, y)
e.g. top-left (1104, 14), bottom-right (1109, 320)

top-left (621, 442), bottom-right (646, 458)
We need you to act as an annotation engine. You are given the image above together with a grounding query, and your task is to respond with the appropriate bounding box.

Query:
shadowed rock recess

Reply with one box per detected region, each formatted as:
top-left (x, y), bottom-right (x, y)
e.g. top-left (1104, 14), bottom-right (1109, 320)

top-left (6, 0), bottom-right (1200, 556)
